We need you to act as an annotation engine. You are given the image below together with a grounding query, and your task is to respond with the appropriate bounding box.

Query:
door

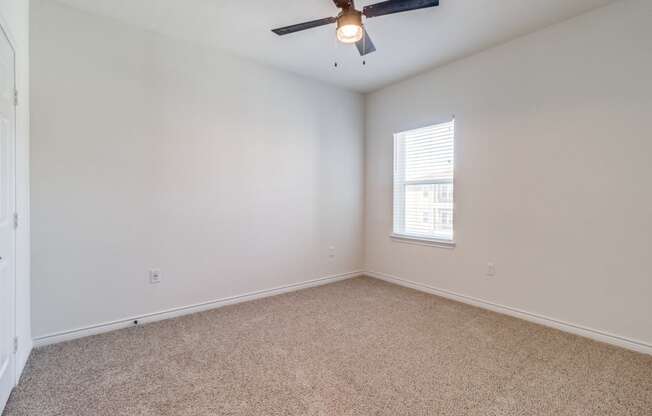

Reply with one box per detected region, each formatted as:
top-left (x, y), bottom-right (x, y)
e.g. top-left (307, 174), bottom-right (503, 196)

top-left (0, 23), bottom-right (15, 411)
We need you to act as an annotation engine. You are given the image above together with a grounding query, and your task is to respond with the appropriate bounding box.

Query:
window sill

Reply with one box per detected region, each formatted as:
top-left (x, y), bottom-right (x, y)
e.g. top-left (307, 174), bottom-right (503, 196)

top-left (390, 234), bottom-right (456, 249)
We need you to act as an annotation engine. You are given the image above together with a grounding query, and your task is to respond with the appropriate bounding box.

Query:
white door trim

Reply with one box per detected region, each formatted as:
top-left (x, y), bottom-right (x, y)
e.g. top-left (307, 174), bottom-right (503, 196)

top-left (0, 13), bottom-right (17, 406)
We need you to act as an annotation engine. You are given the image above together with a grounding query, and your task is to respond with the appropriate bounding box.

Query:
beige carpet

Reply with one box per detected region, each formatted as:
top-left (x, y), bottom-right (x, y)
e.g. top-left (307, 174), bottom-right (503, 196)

top-left (4, 277), bottom-right (652, 415)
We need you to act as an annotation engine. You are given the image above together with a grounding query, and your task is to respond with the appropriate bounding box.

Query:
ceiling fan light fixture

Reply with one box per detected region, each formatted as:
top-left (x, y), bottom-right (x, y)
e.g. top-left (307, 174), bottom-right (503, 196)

top-left (271, 0), bottom-right (441, 56)
top-left (336, 9), bottom-right (363, 44)
top-left (337, 24), bottom-right (363, 43)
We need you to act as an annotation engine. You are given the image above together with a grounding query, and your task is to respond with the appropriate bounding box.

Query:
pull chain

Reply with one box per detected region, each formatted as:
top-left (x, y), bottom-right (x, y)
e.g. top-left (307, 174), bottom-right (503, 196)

top-left (362, 25), bottom-right (367, 66)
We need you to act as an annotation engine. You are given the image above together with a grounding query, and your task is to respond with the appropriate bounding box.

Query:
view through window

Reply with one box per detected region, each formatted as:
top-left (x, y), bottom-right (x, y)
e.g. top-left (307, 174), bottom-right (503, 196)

top-left (393, 119), bottom-right (455, 242)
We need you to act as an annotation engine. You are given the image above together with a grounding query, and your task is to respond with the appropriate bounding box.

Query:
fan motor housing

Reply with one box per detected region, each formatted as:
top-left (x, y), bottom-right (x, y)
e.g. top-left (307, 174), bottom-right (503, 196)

top-left (337, 8), bottom-right (363, 30)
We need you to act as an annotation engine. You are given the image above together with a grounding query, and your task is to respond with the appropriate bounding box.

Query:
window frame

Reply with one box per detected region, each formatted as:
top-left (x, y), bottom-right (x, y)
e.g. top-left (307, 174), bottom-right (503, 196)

top-left (391, 119), bottom-right (456, 249)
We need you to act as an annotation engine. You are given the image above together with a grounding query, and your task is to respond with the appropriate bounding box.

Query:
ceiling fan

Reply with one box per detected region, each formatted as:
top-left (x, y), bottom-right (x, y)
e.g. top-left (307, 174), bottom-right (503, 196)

top-left (271, 0), bottom-right (440, 56)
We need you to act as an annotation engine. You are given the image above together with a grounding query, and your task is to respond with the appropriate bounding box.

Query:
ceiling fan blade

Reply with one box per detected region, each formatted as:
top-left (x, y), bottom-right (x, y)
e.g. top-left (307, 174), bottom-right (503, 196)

top-left (363, 0), bottom-right (439, 18)
top-left (356, 30), bottom-right (376, 56)
top-left (333, 0), bottom-right (355, 8)
top-left (272, 17), bottom-right (337, 36)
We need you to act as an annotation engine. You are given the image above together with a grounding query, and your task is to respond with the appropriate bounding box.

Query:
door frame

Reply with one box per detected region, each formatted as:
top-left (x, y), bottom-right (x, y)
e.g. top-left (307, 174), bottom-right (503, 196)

top-left (0, 12), bottom-right (18, 390)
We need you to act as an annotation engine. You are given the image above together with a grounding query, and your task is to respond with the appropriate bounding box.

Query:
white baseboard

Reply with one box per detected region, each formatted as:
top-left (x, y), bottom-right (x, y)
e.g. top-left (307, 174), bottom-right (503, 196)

top-left (365, 270), bottom-right (652, 356)
top-left (33, 271), bottom-right (363, 348)
top-left (33, 269), bottom-right (652, 356)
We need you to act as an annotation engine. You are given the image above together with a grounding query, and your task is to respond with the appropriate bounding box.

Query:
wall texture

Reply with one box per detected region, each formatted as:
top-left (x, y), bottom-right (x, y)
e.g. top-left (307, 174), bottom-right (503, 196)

top-left (31, 0), bottom-right (364, 339)
top-left (0, 0), bottom-right (30, 380)
top-left (365, 0), bottom-right (652, 348)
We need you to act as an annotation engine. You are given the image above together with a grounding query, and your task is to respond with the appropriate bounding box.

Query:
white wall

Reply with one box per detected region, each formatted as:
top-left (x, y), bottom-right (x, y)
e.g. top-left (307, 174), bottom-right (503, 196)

top-left (365, 0), bottom-right (652, 348)
top-left (30, 0), bottom-right (364, 339)
top-left (0, 0), bottom-right (30, 379)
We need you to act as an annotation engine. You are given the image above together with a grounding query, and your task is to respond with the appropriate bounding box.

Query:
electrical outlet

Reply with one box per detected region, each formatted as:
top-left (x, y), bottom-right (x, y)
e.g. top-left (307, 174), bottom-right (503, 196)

top-left (149, 269), bottom-right (162, 284)
top-left (329, 246), bottom-right (335, 259)
top-left (486, 262), bottom-right (496, 277)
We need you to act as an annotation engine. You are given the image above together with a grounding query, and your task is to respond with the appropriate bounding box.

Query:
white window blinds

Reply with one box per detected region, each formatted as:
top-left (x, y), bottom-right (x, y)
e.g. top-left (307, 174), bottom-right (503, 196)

top-left (393, 119), bottom-right (455, 242)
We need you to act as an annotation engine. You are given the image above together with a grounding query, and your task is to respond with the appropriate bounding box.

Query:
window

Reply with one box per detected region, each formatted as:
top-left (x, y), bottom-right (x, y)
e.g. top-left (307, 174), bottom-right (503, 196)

top-left (393, 119), bottom-right (455, 245)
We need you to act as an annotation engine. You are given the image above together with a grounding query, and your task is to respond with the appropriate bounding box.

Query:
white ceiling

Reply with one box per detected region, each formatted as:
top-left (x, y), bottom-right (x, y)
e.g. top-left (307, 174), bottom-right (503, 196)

top-left (54, 0), bottom-right (616, 93)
